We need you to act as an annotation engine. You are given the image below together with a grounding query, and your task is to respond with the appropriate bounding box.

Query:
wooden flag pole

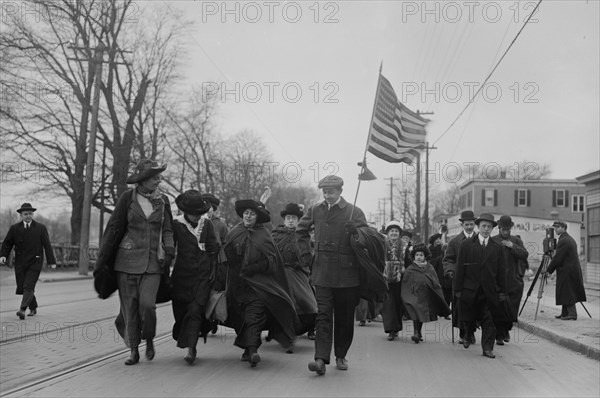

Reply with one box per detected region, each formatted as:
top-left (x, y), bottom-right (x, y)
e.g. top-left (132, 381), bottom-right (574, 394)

top-left (350, 62), bottom-right (383, 219)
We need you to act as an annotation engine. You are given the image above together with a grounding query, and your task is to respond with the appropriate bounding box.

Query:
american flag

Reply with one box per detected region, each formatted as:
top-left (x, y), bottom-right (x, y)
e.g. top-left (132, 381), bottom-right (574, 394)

top-left (367, 75), bottom-right (428, 164)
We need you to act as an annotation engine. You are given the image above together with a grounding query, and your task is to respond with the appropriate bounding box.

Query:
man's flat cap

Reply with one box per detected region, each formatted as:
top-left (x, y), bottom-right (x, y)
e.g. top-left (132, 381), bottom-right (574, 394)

top-left (318, 175), bottom-right (344, 189)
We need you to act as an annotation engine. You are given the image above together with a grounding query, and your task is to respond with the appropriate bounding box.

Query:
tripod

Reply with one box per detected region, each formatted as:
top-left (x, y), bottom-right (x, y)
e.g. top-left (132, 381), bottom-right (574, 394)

top-left (519, 251), bottom-right (552, 320)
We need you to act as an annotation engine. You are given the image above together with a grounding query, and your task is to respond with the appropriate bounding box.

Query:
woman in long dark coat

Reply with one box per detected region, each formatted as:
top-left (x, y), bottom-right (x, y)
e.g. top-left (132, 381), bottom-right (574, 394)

top-left (222, 199), bottom-right (299, 367)
top-left (401, 244), bottom-right (450, 343)
top-left (170, 190), bottom-right (219, 364)
top-left (95, 160), bottom-right (174, 365)
top-left (381, 221), bottom-right (409, 341)
top-left (272, 203), bottom-right (318, 344)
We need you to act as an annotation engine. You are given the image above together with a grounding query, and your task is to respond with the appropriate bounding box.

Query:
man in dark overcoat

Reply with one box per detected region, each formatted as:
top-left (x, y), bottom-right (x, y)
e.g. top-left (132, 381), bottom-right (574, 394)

top-left (297, 175), bottom-right (368, 375)
top-left (546, 221), bottom-right (586, 320)
top-left (1, 203), bottom-right (56, 319)
top-left (455, 213), bottom-right (507, 359)
top-left (442, 210), bottom-right (477, 344)
top-left (492, 215), bottom-right (529, 344)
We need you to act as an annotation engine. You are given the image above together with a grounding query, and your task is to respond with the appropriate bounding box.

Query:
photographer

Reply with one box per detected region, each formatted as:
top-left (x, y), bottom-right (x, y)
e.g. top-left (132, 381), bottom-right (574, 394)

top-left (546, 221), bottom-right (587, 321)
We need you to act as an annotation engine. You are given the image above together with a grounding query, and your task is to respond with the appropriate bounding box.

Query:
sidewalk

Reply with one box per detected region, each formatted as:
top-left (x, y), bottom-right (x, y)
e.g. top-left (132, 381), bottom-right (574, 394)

top-left (517, 273), bottom-right (600, 360)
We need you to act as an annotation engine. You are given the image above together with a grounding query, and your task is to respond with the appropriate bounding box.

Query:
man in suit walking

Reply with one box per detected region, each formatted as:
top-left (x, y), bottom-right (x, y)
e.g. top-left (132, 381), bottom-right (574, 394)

top-left (547, 221), bottom-right (586, 320)
top-left (442, 210), bottom-right (477, 345)
top-left (455, 213), bottom-right (507, 359)
top-left (1, 203), bottom-right (56, 319)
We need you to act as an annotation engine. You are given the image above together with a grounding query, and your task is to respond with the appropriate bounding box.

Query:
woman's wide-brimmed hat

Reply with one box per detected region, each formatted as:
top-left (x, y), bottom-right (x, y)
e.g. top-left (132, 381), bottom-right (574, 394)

top-left (475, 213), bottom-right (497, 228)
top-left (428, 233), bottom-right (443, 245)
top-left (280, 203), bottom-right (304, 218)
top-left (16, 203), bottom-right (37, 213)
top-left (126, 159), bottom-right (167, 184)
top-left (176, 189), bottom-right (211, 216)
top-left (201, 193), bottom-right (220, 210)
top-left (385, 220), bottom-right (403, 234)
top-left (235, 199), bottom-right (271, 224)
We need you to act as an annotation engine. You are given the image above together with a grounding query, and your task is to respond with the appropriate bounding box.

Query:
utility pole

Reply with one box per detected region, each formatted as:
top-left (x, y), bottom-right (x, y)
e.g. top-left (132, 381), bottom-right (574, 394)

top-left (424, 141), bottom-right (437, 242)
top-left (73, 42), bottom-right (107, 275)
top-left (416, 110), bottom-right (434, 243)
top-left (385, 177), bottom-right (397, 220)
top-left (401, 188), bottom-right (411, 229)
top-left (379, 198), bottom-right (387, 224)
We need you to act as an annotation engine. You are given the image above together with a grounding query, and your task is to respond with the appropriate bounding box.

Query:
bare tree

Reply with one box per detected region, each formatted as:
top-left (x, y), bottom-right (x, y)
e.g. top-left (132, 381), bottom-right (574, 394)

top-left (0, 0), bottom-right (187, 243)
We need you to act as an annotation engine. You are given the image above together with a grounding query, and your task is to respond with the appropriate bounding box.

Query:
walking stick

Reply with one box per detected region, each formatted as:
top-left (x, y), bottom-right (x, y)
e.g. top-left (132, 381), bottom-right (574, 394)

top-left (451, 278), bottom-right (455, 344)
top-left (579, 302), bottom-right (593, 318)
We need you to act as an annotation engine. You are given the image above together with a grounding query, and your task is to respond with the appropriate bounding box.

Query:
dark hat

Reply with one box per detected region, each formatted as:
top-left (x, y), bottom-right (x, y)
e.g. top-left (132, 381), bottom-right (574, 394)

top-left (318, 175), bottom-right (344, 189)
top-left (176, 189), bottom-right (211, 216)
top-left (16, 203), bottom-right (37, 213)
top-left (497, 215), bottom-right (514, 228)
top-left (401, 229), bottom-right (413, 238)
top-left (385, 220), bottom-right (403, 234)
top-left (552, 220), bottom-right (567, 229)
top-left (235, 199), bottom-right (271, 224)
top-left (475, 213), bottom-right (497, 228)
top-left (126, 159), bottom-right (167, 184)
top-left (201, 193), bottom-right (220, 210)
top-left (410, 243), bottom-right (431, 259)
top-left (459, 210), bottom-right (476, 222)
top-left (428, 233), bottom-right (442, 245)
top-left (280, 203), bottom-right (304, 218)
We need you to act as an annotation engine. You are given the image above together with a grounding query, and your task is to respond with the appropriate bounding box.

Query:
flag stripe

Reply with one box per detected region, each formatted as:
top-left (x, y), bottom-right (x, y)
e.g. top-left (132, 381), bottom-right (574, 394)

top-left (367, 74), bottom-right (429, 164)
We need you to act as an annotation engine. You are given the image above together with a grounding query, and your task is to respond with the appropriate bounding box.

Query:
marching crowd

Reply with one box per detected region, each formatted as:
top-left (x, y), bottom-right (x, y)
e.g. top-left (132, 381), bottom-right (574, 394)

top-left (1, 159), bottom-right (587, 376)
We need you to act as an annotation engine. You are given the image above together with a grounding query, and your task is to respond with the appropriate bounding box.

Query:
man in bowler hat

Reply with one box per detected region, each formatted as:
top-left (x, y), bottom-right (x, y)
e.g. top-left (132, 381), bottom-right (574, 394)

top-left (547, 221), bottom-right (587, 320)
top-left (296, 175), bottom-right (368, 375)
top-left (455, 213), bottom-right (507, 358)
top-left (1, 203), bottom-right (56, 319)
top-left (442, 210), bottom-right (477, 345)
top-left (492, 215), bottom-right (529, 344)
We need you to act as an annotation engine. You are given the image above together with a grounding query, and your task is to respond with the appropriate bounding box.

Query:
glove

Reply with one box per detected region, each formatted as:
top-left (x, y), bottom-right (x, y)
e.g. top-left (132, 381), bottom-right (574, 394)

top-left (163, 254), bottom-right (174, 271)
top-left (445, 270), bottom-right (454, 280)
top-left (345, 221), bottom-right (358, 236)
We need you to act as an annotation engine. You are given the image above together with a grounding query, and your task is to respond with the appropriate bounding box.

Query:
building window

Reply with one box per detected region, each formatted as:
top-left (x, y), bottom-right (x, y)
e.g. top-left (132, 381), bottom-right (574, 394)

top-left (553, 189), bottom-right (569, 207)
top-left (467, 191), bottom-right (472, 208)
top-left (588, 206), bottom-right (600, 263)
top-left (515, 189), bottom-right (530, 207)
top-left (481, 188), bottom-right (497, 207)
top-left (572, 195), bottom-right (585, 212)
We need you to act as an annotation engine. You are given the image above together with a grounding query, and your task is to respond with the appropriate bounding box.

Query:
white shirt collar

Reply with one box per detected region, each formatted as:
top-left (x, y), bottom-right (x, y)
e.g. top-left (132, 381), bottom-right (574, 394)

top-left (463, 231), bottom-right (473, 239)
top-left (23, 221), bottom-right (31, 228)
top-left (326, 197), bottom-right (341, 209)
top-left (478, 234), bottom-right (488, 246)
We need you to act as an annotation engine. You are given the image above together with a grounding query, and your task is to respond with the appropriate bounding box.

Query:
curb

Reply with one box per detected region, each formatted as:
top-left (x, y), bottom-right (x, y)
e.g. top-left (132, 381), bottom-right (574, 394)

top-left (518, 319), bottom-right (600, 361)
top-left (39, 276), bottom-right (94, 283)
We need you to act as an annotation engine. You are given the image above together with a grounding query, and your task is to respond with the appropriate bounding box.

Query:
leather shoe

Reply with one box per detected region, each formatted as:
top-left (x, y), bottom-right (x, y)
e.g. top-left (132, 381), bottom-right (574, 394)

top-left (483, 350), bottom-right (496, 359)
top-left (462, 339), bottom-right (470, 349)
top-left (184, 347), bottom-right (197, 365)
top-left (125, 348), bottom-right (140, 365)
top-left (249, 353), bottom-right (261, 367)
top-left (335, 357), bottom-right (348, 371)
top-left (308, 359), bottom-right (326, 375)
top-left (145, 339), bottom-right (155, 361)
top-left (16, 310), bottom-right (25, 320)
top-left (496, 338), bottom-right (504, 346)
top-left (458, 337), bottom-right (465, 345)
top-left (503, 335), bottom-right (510, 343)
top-left (560, 315), bottom-right (577, 320)
top-left (28, 309), bottom-right (37, 316)
top-left (387, 333), bottom-right (396, 341)
top-left (555, 314), bottom-right (564, 319)
top-left (469, 334), bottom-right (476, 345)
top-left (411, 334), bottom-right (420, 344)
top-left (358, 320), bottom-right (366, 326)
top-left (241, 349), bottom-right (250, 362)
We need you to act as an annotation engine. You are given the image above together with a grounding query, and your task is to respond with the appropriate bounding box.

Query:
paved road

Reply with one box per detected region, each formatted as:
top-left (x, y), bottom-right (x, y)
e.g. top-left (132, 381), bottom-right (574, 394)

top-left (1, 278), bottom-right (599, 397)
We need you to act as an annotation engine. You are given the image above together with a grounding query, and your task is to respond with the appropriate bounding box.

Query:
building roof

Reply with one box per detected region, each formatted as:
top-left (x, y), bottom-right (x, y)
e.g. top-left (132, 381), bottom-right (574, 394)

top-left (459, 178), bottom-right (584, 190)
top-left (576, 170), bottom-right (600, 184)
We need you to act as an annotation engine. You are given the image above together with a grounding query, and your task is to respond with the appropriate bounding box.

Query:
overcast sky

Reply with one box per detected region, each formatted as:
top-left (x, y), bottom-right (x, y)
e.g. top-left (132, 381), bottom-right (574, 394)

top-left (166, 0), bottom-right (599, 222)
top-left (2, 0), bottom-right (598, 224)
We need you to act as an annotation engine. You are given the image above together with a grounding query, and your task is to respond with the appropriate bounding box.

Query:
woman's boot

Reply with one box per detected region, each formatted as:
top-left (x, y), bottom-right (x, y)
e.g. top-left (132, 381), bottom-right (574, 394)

top-left (125, 347), bottom-right (140, 365)
top-left (146, 339), bottom-right (155, 360)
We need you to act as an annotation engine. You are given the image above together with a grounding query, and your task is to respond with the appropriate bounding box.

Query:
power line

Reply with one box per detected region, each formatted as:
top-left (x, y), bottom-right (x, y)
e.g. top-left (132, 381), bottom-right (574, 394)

top-left (432, 0), bottom-right (542, 147)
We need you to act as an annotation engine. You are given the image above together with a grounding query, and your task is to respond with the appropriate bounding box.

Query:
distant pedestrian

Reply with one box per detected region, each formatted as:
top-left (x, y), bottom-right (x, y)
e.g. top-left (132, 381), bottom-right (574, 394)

top-left (170, 189), bottom-right (220, 365)
top-left (455, 213), bottom-right (507, 359)
top-left (272, 203), bottom-right (318, 343)
top-left (381, 220), bottom-right (409, 341)
top-left (1, 203), bottom-right (56, 319)
top-left (401, 243), bottom-right (450, 343)
top-left (222, 199), bottom-right (298, 368)
top-left (442, 210), bottom-right (477, 345)
top-left (95, 159), bottom-right (174, 365)
top-left (547, 221), bottom-right (587, 321)
top-left (492, 215), bottom-right (529, 344)
top-left (429, 233), bottom-right (452, 309)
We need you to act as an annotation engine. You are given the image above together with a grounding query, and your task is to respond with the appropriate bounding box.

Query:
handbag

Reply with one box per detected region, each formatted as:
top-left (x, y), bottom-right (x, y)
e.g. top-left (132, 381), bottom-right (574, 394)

top-left (155, 203), bottom-right (171, 304)
top-left (205, 266), bottom-right (228, 322)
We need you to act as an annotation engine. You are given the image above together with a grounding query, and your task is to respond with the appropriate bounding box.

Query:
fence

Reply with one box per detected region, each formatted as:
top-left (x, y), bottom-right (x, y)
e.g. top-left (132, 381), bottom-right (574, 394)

top-left (0, 242), bottom-right (98, 271)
